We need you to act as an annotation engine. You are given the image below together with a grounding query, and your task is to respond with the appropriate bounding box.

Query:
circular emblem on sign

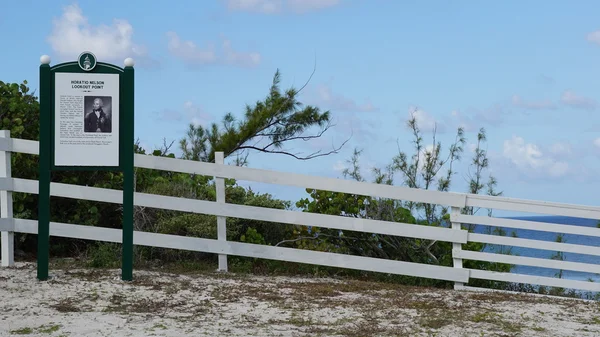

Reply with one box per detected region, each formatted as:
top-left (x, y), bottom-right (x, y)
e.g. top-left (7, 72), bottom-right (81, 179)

top-left (78, 51), bottom-right (97, 71)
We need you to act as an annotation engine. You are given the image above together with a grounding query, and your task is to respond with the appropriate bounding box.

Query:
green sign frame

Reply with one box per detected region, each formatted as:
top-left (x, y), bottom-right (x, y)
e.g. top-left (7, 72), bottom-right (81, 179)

top-left (38, 52), bottom-right (135, 281)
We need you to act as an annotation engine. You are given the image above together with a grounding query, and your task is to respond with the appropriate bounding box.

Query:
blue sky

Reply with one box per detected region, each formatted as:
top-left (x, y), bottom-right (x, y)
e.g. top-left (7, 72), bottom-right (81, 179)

top-left (2, 0), bottom-right (600, 215)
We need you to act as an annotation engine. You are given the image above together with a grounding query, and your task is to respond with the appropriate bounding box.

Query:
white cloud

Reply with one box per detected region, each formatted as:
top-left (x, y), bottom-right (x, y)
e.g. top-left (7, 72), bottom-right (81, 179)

top-left (447, 110), bottom-right (477, 132)
top-left (561, 90), bottom-right (597, 110)
top-left (306, 84), bottom-right (380, 145)
top-left (287, 0), bottom-right (341, 13)
top-left (412, 106), bottom-right (493, 134)
top-left (166, 32), bottom-right (216, 64)
top-left (226, 0), bottom-right (282, 13)
top-left (586, 30), bottom-right (600, 45)
top-left (310, 84), bottom-right (378, 113)
top-left (222, 38), bottom-right (262, 67)
top-left (503, 136), bottom-right (570, 179)
top-left (547, 162), bottom-right (570, 178)
top-left (224, 0), bottom-right (340, 14)
top-left (47, 4), bottom-right (147, 63)
top-left (472, 103), bottom-right (506, 125)
top-left (184, 101), bottom-right (213, 126)
top-left (156, 101), bottom-right (213, 126)
top-left (511, 94), bottom-right (556, 110)
top-left (332, 111), bottom-right (379, 142)
top-left (167, 32), bottom-right (261, 68)
top-left (408, 106), bottom-right (443, 133)
top-left (548, 142), bottom-right (573, 158)
top-left (447, 103), bottom-right (507, 132)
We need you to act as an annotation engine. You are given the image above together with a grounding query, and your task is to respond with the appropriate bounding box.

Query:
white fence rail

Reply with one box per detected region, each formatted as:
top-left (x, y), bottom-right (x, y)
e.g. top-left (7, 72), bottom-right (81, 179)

top-left (1, 133), bottom-right (600, 293)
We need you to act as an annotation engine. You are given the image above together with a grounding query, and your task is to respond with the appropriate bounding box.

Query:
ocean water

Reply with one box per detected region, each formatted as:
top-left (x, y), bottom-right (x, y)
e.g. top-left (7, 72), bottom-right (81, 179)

top-left (475, 215), bottom-right (600, 283)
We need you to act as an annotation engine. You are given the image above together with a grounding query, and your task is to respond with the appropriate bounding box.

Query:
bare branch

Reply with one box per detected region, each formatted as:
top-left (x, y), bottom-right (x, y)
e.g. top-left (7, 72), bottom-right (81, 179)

top-left (255, 120), bottom-right (335, 143)
top-left (158, 138), bottom-right (175, 156)
top-left (236, 135), bottom-right (349, 160)
top-left (275, 236), bottom-right (318, 247)
top-left (297, 55), bottom-right (317, 95)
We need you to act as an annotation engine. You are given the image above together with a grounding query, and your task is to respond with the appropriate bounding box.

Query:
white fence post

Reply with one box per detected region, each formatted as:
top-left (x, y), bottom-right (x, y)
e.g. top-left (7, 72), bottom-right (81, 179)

top-left (215, 151), bottom-right (228, 272)
top-left (0, 130), bottom-right (14, 267)
top-left (451, 206), bottom-right (463, 289)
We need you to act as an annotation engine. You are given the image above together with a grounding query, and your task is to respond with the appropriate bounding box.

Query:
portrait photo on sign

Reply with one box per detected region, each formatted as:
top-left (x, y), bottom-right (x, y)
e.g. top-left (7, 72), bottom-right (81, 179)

top-left (84, 96), bottom-right (112, 133)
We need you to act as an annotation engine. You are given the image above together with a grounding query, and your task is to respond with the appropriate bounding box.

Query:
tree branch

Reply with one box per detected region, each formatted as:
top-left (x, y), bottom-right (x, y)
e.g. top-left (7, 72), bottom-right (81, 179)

top-left (235, 136), bottom-right (349, 160)
top-left (275, 236), bottom-right (318, 247)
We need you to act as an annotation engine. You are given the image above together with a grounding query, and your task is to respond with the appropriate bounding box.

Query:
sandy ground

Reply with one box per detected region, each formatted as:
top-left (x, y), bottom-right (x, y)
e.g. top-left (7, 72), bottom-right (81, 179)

top-left (0, 263), bottom-right (599, 337)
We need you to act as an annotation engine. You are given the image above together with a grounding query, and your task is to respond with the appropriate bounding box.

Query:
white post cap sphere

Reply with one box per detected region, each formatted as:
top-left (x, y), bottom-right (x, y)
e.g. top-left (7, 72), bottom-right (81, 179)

top-left (40, 55), bottom-right (51, 65)
top-left (124, 58), bottom-right (135, 67)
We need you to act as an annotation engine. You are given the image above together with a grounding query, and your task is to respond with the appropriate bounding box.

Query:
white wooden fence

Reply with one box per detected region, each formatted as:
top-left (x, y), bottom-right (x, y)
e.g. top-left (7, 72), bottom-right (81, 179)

top-left (1, 131), bottom-right (600, 293)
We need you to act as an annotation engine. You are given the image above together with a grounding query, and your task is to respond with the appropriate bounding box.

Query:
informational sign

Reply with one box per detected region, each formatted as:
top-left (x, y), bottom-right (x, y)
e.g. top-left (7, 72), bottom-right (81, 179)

top-left (38, 51), bottom-right (136, 282)
top-left (53, 72), bottom-right (120, 166)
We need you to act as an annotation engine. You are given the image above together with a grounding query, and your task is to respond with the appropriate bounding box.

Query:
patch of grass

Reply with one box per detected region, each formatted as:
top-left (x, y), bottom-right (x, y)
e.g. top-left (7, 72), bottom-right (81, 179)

top-left (418, 316), bottom-right (453, 330)
top-left (9, 327), bottom-right (33, 335)
top-left (38, 324), bottom-right (61, 334)
top-left (210, 286), bottom-right (243, 303)
top-left (151, 323), bottom-right (168, 330)
top-left (285, 315), bottom-right (315, 327)
top-left (103, 295), bottom-right (168, 314)
top-left (579, 316), bottom-right (600, 325)
top-left (280, 279), bottom-right (407, 297)
top-left (129, 275), bottom-right (176, 291)
top-left (128, 298), bottom-right (166, 313)
top-left (405, 299), bottom-right (449, 311)
top-left (471, 311), bottom-right (502, 323)
top-left (337, 318), bottom-right (390, 337)
top-left (86, 289), bottom-right (100, 302)
top-left (466, 290), bottom-right (584, 307)
top-left (254, 291), bottom-right (286, 303)
top-left (210, 284), bottom-right (287, 305)
top-left (63, 269), bottom-right (109, 282)
top-left (303, 326), bottom-right (337, 335)
top-left (49, 258), bottom-right (86, 270)
top-left (469, 311), bottom-right (524, 334)
top-left (152, 260), bottom-right (217, 275)
top-left (50, 299), bottom-right (80, 313)
top-left (301, 283), bottom-right (342, 298)
top-left (101, 290), bottom-right (203, 315)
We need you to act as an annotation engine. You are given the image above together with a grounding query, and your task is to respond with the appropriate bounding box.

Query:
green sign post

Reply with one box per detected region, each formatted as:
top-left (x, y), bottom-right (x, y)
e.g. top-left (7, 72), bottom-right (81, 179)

top-left (38, 52), bottom-right (135, 281)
